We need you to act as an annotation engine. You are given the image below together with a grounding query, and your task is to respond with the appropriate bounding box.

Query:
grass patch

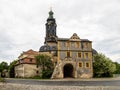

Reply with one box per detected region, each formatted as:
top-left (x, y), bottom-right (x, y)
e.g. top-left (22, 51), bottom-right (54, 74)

top-left (24, 76), bottom-right (42, 79)
top-left (30, 76), bottom-right (42, 79)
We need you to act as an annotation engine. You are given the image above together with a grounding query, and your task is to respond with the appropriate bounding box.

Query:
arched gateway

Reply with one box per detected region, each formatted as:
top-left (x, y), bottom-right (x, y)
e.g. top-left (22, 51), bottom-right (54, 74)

top-left (63, 64), bottom-right (74, 78)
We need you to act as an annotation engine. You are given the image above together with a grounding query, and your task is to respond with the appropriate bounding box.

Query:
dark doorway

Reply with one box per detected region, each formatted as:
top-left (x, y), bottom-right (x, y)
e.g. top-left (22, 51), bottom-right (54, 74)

top-left (63, 64), bottom-right (74, 78)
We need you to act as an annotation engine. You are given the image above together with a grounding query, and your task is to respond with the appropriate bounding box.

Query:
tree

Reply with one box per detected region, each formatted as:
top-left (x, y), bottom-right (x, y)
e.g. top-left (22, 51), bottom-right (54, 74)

top-left (93, 53), bottom-right (116, 77)
top-left (114, 62), bottom-right (120, 74)
top-left (8, 60), bottom-right (17, 78)
top-left (0, 61), bottom-right (9, 77)
top-left (35, 54), bottom-right (54, 79)
top-left (0, 62), bottom-right (9, 72)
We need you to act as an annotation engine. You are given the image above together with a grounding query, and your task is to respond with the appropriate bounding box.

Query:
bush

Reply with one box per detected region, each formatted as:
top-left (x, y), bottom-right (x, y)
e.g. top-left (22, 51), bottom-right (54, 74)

top-left (35, 54), bottom-right (54, 79)
top-left (42, 70), bottom-right (53, 79)
top-left (93, 53), bottom-right (116, 78)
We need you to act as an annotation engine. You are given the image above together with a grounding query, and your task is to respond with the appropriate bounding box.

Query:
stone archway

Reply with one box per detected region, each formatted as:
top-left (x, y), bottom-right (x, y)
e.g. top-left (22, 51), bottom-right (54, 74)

top-left (63, 64), bottom-right (74, 78)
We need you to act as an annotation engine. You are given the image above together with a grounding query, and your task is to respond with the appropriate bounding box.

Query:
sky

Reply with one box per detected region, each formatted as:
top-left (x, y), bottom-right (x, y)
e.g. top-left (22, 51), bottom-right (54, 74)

top-left (0, 0), bottom-right (120, 64)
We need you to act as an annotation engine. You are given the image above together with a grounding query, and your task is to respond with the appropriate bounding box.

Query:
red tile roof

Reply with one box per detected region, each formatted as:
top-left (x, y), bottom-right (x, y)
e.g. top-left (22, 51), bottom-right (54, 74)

top-left (16, 49), bottom-right (40, 65)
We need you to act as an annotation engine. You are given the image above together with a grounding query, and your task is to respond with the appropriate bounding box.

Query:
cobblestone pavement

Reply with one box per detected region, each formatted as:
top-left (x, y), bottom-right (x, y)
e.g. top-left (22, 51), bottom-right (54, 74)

top-left (5, 78), bottom-right (120, 86)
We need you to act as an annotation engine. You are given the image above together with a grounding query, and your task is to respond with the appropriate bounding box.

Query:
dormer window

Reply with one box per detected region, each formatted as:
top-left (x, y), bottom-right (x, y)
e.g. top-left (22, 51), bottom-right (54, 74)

top-left (20, 59), bottom-right (24, 63)
top-left (30, 59), bottom-right (33, 62)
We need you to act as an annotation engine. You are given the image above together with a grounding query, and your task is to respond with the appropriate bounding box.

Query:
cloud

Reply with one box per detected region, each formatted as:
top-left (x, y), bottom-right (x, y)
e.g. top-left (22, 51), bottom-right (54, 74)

top-left (0, 0), bottom-right (120, 63)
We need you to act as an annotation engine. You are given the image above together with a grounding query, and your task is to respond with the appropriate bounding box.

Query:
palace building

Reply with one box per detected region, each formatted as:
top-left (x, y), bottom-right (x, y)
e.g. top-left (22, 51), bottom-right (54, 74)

top-left (15, 10), bottom-right (96, 78)
top-left (39, 10), bottom-right (94, 79)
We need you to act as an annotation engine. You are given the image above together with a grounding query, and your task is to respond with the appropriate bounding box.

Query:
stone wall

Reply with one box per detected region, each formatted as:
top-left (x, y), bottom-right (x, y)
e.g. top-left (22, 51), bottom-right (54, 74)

top-left (15, 64), bottom-right (41, 78)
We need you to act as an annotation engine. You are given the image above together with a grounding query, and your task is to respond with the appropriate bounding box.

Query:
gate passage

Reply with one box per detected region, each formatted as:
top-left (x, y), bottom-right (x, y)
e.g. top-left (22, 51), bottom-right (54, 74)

top-left (64, 64), bottom-right (74, 78)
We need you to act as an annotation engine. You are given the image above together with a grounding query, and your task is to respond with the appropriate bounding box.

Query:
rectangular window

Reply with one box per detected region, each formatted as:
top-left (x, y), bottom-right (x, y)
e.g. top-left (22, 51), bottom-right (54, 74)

top-left (78, 52), bottom-right (82, 58)
top-left (67, 51), bottom-right (70, 57)
top-left (85, 53), bottom-right (88, 59)
top-left (79, 62), bottom-right (82, 67)
top-left (86, 62), bottom-right (89, 68)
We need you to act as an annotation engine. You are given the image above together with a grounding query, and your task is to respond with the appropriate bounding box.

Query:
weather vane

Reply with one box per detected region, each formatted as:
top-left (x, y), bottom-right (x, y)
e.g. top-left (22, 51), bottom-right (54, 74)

top-left (50, 6), bottom-right (52, 11)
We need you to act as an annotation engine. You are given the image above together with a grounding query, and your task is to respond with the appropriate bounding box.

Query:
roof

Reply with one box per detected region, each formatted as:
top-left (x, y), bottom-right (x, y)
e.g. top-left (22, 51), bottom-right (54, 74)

top-left (58, 38), bottom-right (69, 41)
top-left (39, 44), bottom-right (57, 52)
top-left (16, 49), bottom-right (39, 65)
top-left (81, 39), bottom-right (92, 42)
top-left (58, 38), bottom-right (91, 42)
top-left (58, 33), bottom-right (91, 42)
top-left (15, 58), bottom-right (36, 66)
top-left (92, 49), bottom-right (98, 55)
top-left (18, 49), bottom-right (39, 59)
top-left (22, 49), bottom-right (39, 55)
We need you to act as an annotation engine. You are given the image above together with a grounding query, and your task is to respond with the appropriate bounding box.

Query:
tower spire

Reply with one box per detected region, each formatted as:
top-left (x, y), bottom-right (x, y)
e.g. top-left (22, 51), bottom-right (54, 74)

top-left (48, 8), bottom-right (54, 19)
top-left (45, 9), bottom-right (57, 43)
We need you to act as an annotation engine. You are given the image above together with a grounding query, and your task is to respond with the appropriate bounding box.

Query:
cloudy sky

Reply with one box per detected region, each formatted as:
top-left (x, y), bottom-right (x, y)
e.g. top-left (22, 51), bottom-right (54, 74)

top-left (0, 0), bottom-right (120, 64)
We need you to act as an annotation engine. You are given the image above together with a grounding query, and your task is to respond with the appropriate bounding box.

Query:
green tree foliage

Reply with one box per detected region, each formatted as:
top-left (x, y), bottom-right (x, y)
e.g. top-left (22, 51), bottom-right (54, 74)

top-left (114, 62), bottom-right (120, 74)
top-left (8, 60), bottom-right (17, 78)
top-left (0, 61), bottom-right (9, 72)
top-left (35, 54), bottom-right (54, 79)
top-left (93, 53), bottom-right (116, 77)
top-left (0, 61), bottom-right (9, 77)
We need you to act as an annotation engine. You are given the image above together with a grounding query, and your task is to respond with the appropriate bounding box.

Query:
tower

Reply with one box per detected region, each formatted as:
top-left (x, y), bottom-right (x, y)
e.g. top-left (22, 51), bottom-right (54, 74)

top-left (39, 10), bottom-right (58, 52)
top-left (45, 10), bottom-right (57, 44)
